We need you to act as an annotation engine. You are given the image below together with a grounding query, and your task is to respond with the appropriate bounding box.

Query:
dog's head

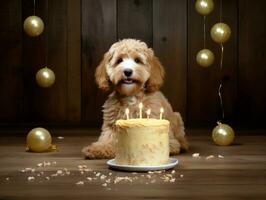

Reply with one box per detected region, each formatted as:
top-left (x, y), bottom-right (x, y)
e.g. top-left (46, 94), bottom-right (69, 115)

top-left (95, 39), bottom-right (164, 96)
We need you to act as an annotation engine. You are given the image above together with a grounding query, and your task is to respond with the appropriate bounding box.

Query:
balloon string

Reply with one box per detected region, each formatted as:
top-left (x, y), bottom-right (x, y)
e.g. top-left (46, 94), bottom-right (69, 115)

top-left (220, 43), bottom-right (224, 71)
top-left (220, 0), bottom-right (223, 22)
top-left (218, 83), bottom-right (224, 120)
top-left (203, 16), bottom-right (206, 48)
top-left (45, 0), bottom-right (49, 66)
top-left (33, 0), bottom-right (35, 15)
top-left (218, 43), bottom-right (225, 120)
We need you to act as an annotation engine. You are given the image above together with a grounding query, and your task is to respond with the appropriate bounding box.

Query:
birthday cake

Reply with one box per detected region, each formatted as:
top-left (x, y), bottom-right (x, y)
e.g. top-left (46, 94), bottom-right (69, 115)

top-left (115, 118), bottom-right (170, 166)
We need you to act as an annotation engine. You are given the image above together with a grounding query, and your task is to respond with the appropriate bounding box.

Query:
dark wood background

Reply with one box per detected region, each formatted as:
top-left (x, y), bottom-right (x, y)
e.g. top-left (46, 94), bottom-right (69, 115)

top-left (0, 0), bottom-right (265, 129)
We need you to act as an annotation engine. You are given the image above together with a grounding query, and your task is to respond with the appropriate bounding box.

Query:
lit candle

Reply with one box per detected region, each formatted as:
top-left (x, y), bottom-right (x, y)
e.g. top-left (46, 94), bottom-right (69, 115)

top-left (146, 109), bottom-right (151, 119)
top-left (160, 107), bottom-right (164, 120)
top-left (139, 103), bottom-right (143, 119)
top-left (125, 108), bottom-right (129, 120)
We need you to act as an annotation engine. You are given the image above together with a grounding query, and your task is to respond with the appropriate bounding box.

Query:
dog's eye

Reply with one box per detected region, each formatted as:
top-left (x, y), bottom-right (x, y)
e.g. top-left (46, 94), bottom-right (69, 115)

top-left (134, 58), bottom-right (142, 64)
top-left (116, 58), bottom-right (123, 64)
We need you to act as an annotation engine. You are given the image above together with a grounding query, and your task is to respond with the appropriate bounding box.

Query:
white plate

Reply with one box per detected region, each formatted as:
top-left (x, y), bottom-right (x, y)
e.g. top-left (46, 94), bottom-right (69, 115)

top-left (107, 157), bottom-right (178, 172)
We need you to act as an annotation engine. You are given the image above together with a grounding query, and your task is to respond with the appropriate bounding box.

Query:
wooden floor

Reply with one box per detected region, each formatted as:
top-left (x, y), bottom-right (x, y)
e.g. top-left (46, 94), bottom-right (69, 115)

top-left (0, 129), bottom-right (266, 199)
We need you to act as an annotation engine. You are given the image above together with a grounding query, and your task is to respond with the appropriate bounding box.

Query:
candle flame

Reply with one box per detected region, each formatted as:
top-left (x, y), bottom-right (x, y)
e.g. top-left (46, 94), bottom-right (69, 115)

top-left (125, 108), bottom-right (129, 114)
top-left (139, 102), bottom-right (143, 109)
top-left (160, 107), bottom-right (164, 113)
top-left (146, 109), bottom-right (151, 115)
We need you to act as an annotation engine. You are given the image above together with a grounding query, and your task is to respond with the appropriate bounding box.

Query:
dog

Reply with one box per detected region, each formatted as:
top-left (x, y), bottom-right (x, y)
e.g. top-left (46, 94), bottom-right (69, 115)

top-left (82, 39), bottom-right (188, 159)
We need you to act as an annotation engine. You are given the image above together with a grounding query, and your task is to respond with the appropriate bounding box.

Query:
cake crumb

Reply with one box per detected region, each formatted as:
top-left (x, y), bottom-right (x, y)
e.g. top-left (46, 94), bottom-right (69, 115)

top-left (25, 168), bottom-right (32, 172)
top-left (96, 172), bottom-right (101, 177)
top-left (100, 175), bottom-right (107, 180)
top-left (171, 170), bottom-right (176, 174)
top-left (51, 173), bottom-right (58, 177)
top-left (5, 177), bottom-right (10, 181)
top-left (76, 181), bottom-right (84, 185)
top-left (218, 155), bottom-right (224, 158)
top-left (192, 153), bottom-right (200, 158)
top-left (56, 170), bottom-right (63, 175)
top-left (45, 177), bottom-right (50, 180)
top-left (146, 175), bottom-right (152, 179)
top-left (206, 155), bottom-right (215, 160)
top-left (87, 177), bottom-right (92, 181)
top-left (180, 174), bottom-right (184, 178)
top-left (37, 163), bottom-right (43, 167)
top-left (44, 161), bottom-right (51, 166)
top-left (102, 183), bottom-right (107, 187)
top-left (108, 172), bottom-right (112, 176)
top-left (114, 176), bottom-right (133, 184)
top-left (154, 170), bottom-right (163, 174)
top-left (57, 136), bottom-right (64, 140)
top-left (27, 176), bottom-right (35, 181)
top-left (169, 178), bottom-right (176, 183)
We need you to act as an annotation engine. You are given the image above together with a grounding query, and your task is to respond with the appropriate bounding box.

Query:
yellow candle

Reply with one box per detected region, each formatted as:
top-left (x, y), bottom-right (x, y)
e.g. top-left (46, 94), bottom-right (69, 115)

top-left (160, 107), bottom-right (164, 120)
top-left (146, 109), bottom-right (151, 119)
top-left (139, 103), bottom-right (143, 119)
top-left (125, 108), bottom-right (129, 120)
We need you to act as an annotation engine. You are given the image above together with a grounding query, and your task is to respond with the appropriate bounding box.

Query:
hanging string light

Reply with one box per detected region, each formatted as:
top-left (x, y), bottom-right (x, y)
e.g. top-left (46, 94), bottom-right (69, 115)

top-left (195, 0), bottom-right (215, 68)
top-left (23, 0), bottom-right (44, 37)
top-left (210, 0), bottom-right (235, 146)
top-left (36, 0), bottom-right (55, 88)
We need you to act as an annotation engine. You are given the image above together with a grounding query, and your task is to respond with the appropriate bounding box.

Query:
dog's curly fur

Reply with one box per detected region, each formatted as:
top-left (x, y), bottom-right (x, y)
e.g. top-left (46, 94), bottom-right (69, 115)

top-left (82, 39), bottom-right (188, 159)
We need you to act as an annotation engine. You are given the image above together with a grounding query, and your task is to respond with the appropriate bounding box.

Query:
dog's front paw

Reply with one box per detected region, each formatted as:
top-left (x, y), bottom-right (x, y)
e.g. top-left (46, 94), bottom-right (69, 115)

top-left (82, 142), bottom-right (115, 159)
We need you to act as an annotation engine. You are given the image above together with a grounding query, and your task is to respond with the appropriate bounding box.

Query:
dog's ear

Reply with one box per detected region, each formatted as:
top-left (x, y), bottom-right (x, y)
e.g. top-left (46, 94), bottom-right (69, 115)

top-left (146, 49), bottom-right (165, 92)
top-left (95, 52), bottom-right (112, 91)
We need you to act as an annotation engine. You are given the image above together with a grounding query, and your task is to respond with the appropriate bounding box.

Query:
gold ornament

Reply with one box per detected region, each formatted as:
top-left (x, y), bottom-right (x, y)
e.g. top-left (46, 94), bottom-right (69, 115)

top-left (196, 49), bottom-right (215, 67)
top-left (36, 67), bottom-right (55, 88)
top-left (210, 23), bottom-right (231, 43)
top-left (212, 122), bottom-right (235, 146)
top-left (23, 16), bottom-right (44, 37)
top-left (26, 128), bottom-right (52, 152)
top-left (195, 0), bottom-right (214, 16)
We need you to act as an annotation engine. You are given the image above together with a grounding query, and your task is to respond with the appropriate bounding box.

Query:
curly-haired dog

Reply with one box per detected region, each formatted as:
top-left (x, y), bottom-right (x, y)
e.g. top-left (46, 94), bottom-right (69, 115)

top-left (82, 39), bottom-right (188, 159)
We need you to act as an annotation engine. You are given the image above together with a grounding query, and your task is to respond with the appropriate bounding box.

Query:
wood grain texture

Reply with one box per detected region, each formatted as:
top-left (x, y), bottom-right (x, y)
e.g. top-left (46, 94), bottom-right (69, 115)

top-left (153, 0), bottom-right (187, 121)
top-left (0, 131), bottom-right (266, 199)
top-left (117, 0), bottom-right (153, 46)
top-left (237, 0), bottom-right (266, 128)
top-left (0, 0), bottom-right (23, 122)
top-left (81, 0), bottom-right (117, 125)
top-left (67, 0), bottom-right (81, 122)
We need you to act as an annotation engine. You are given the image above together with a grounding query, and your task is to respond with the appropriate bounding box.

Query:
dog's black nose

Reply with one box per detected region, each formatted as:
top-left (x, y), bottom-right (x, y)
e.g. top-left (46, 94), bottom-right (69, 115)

top-left (124, 69), bottom-right (133, 77)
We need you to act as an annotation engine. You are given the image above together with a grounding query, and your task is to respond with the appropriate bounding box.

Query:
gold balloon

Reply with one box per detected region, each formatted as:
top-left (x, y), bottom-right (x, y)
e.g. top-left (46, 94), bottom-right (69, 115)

top-left (27, 128), bottom-right (52, 152)
top-left (210, 23), bottom-right (231, 43)
top-left (36, 67), bottom-right (55, 88)
top-left (195, 0), bottom-right (214, 16)
top-left (23, 16), bottom-right (44, 37)
top-left (196, 49), bottom-right (215, 67)
top-left (212, 122), bottom-right (235, 146)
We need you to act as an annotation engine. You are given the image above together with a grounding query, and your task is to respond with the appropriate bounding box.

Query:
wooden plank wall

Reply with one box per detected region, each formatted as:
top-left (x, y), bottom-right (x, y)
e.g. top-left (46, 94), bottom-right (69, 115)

top-left (0, 0), bottom-right (265, 129)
